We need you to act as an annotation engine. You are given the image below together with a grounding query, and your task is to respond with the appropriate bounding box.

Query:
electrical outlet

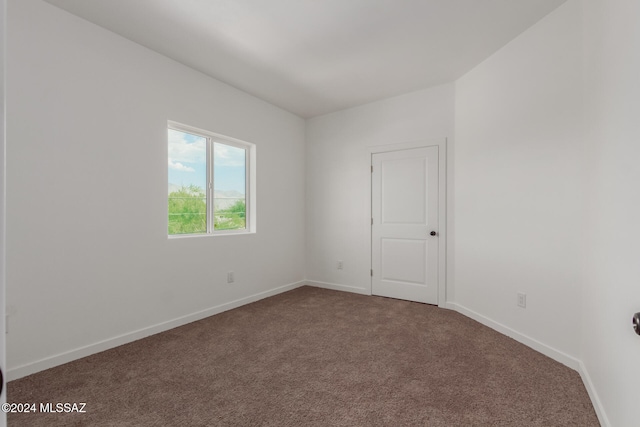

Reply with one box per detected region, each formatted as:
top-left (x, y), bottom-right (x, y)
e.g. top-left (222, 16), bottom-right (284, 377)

top-left (517, 293), bottom-right (526, 308)
top-left (337, 260), bottom-right (343, 270)
top-left (227, 271), bottom-right (235, 284)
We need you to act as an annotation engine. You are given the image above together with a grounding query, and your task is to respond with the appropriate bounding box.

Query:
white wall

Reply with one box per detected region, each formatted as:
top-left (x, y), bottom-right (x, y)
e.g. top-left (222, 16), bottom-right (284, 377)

top-left (453, 1), bottom-right (584, 363)
top-left (6, 0), bottom-right (306, 378)
top-left (581, 0), bottom-right (640, 425)
top-left (305, 84), bottom-right (454, 296)
top-left (0, 0), bottom-right (6, 422)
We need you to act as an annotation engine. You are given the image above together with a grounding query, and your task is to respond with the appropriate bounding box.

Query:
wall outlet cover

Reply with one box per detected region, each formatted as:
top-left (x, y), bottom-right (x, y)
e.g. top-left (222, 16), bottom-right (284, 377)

top-left (517, 293), bottom-right (527, 308)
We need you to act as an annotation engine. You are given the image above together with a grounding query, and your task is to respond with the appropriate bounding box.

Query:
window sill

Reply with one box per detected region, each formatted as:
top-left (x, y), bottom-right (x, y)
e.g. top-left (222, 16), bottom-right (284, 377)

top-left (168, 230), bottom-right (255, 239)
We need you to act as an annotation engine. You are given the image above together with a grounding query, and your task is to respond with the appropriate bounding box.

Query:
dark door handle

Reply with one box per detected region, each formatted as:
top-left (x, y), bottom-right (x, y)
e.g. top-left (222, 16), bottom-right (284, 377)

top-left (430, 231), bottom-right (437, 236)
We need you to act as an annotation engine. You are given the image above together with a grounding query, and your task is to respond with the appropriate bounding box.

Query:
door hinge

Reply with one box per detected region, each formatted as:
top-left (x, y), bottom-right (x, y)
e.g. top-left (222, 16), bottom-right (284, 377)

top-left (371, 218), bottom-right (373, 225)
top-left (370, 269), bottom-right (373, 277)
top-left (371, 165), bottom-right (373, 173)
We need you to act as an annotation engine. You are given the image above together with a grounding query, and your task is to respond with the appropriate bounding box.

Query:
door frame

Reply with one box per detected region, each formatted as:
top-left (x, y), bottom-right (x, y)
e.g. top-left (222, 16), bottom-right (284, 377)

top-left (365, 138), bottom-right (447, 307)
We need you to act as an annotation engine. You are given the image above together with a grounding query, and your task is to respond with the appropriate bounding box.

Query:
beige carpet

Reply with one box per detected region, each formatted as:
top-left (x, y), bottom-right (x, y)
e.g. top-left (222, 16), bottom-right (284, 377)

top-left (8, 286), bottom-right (599, 426)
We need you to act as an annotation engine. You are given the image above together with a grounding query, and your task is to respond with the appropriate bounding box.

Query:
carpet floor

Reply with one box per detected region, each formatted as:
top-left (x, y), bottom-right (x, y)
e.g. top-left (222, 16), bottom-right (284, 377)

top-left (8, 286), bottom-right (599, 426)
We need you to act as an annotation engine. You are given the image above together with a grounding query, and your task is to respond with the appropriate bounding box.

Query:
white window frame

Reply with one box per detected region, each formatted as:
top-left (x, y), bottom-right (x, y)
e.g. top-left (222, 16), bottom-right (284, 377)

top-left (168, 121), bottom-right (256, 237)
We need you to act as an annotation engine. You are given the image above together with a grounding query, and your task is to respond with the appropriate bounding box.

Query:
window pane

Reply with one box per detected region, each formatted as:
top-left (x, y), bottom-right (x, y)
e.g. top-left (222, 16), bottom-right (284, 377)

top-left (213, 142), bottom-right (246, 230)
top-left (168, 129), bottom-right (207, 234)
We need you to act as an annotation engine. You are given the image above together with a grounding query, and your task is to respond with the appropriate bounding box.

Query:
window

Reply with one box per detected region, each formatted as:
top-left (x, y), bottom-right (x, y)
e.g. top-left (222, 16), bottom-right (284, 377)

top-left (167, 122), bottom-right (255, 236)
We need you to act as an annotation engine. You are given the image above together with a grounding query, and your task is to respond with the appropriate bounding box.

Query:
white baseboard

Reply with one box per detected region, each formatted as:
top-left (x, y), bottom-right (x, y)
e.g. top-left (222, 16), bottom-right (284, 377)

top-left (305, 280), bottom-right (370, 295)
top-left (445, 302), bottom-right (581, 371)
top-left (8, 281), bottom-right (306, 381)
top-left (577, 360), bottom-right (610, 427)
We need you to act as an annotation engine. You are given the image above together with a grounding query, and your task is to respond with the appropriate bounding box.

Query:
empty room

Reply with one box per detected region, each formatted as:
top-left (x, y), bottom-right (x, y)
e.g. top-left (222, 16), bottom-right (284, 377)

top-left (0, 0), bottom-right (639, 425)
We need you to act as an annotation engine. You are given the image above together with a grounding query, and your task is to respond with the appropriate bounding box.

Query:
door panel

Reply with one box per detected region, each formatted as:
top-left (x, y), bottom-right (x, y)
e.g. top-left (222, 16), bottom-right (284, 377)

top-left (381, 157), bottom-right (427, 224)
top-left (372, 146), bottom-right (438, 304)
top-left (381, 238), bottom-right (426, 284)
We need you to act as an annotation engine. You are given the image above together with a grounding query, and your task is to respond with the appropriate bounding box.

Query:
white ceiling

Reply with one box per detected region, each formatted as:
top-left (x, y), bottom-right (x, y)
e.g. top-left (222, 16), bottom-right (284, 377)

top-left (44, 0), bottom-right (566, 118)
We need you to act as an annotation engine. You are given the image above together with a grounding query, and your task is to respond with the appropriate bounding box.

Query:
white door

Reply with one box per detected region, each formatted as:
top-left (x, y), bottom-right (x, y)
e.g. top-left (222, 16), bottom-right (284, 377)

top-left (371, 146), bottom-right (439, 304)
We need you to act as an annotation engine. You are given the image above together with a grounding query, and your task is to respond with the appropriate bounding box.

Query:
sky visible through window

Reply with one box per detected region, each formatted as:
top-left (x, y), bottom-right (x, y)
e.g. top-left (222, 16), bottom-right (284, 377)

top-left (168, 129), bottom-right (246, 195)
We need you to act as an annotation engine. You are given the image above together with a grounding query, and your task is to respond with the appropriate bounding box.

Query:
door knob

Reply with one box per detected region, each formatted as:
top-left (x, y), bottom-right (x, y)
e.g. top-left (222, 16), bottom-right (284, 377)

top-left (430, 231), bottom-right (437, 236)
